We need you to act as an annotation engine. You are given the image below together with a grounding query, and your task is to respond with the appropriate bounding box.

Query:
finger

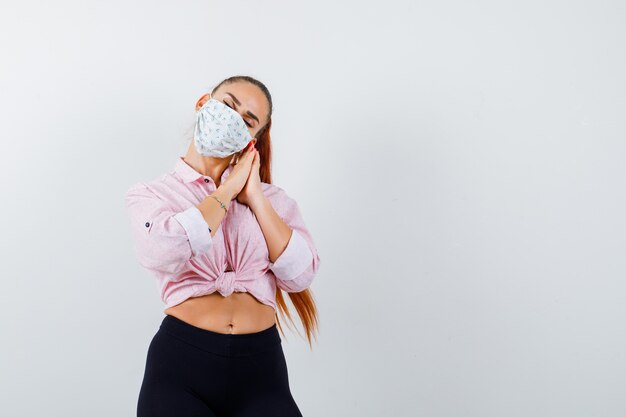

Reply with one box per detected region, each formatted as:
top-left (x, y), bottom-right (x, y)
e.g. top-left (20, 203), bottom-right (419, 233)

top-left (234, 143), bottom-right (254, 164)
top-left (240, 147), bottom-right (256, 168)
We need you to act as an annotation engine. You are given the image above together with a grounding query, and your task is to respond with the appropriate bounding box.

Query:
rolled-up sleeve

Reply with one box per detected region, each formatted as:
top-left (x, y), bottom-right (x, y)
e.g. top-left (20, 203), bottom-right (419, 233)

top-left (124, 184), bottom-right (213, 274)
top-left (269, 189), bottom-right (321, 293)
top-left (172, 205), bottom-right (213, 256)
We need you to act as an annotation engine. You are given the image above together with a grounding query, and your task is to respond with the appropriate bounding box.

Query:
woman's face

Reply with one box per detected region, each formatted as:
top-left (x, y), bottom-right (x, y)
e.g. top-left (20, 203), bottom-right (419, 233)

top-left (195, 82), bottom-right (270, 145)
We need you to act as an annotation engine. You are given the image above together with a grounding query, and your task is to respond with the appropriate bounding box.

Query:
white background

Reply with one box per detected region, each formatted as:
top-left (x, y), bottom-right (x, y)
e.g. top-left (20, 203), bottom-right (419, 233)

top-left (1, 1), bottom-right (625, 416)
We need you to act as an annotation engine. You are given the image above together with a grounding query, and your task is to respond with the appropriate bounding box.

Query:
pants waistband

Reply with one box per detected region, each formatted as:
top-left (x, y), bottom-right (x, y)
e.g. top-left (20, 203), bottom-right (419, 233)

top-left (159, 314), bottom-right (281, 357)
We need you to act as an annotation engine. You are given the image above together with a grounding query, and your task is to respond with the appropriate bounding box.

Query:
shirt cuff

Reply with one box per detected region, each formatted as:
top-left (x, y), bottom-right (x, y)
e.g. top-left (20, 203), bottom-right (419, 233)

top-left (172, 205), bottom-right (213, 257)
top-left (269, 229), bottom-right (314, 281)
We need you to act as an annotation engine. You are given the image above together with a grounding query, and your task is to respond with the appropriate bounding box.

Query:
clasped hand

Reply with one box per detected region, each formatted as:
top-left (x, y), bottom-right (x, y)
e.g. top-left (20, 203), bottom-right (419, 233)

top-left (221, 141), bottom-right (265, 209)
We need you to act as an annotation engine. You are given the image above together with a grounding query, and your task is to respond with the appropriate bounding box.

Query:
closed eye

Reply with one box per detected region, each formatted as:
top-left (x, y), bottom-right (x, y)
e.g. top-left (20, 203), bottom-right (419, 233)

top-left (224, 101), bottom-right (252, 127)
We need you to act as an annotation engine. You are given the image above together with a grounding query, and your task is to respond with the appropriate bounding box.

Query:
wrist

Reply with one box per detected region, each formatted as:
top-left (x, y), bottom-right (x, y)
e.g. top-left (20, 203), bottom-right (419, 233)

top-left (215, 184), bottom-right (236, 202)
top-left (248, 193), bottom-right (269, 212)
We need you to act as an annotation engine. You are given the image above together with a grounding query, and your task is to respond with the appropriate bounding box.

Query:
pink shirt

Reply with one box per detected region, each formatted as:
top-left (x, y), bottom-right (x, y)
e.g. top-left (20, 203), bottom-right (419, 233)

top-left (124, 156), bottom-right (321, 311)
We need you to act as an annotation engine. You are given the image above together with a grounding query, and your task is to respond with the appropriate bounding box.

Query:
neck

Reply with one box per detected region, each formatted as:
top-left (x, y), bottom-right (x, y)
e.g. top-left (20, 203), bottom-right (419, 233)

top-left (183, 142), bottom-right (235, 185)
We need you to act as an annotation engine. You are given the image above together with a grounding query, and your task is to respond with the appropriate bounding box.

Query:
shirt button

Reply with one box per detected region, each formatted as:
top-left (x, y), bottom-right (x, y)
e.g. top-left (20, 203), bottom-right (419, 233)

top-left (203, 178), bottom-right (209, 183)
top-left (145, 222), bottom-right (150, 228)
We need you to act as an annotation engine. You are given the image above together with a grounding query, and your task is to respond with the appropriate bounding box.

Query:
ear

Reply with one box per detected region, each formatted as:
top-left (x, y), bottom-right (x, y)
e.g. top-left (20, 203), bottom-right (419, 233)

top-left (195, 92), bottom-right (212, 111)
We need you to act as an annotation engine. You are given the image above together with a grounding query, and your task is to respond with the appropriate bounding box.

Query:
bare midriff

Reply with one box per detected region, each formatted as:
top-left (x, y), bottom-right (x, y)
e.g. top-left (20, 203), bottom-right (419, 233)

top-left (164, 291), bottom-right (277, 335)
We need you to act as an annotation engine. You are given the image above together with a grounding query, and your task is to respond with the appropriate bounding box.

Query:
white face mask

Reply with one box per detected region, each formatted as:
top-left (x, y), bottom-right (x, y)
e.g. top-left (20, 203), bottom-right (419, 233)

top-left (193, 98), bottom-right (253, 158)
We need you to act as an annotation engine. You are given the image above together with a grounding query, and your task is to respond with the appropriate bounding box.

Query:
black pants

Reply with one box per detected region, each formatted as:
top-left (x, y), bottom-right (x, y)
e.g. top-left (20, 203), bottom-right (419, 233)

top-left (137, 314), bottom-right (303, 417)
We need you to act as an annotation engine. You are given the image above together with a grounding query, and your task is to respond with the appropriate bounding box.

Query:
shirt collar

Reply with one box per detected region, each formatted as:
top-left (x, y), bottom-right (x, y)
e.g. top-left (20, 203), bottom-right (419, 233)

top-left (173, 156), bottom-right (235, 185)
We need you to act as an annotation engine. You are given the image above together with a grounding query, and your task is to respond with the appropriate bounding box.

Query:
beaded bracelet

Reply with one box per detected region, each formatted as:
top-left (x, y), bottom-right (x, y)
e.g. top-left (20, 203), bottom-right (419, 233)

top-left (209, 194), bottom-right (228, 213)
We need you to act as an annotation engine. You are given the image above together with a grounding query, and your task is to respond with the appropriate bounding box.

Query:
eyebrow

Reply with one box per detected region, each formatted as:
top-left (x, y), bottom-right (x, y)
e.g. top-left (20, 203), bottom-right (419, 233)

top-left (224, 92), bottom-right (260, 125)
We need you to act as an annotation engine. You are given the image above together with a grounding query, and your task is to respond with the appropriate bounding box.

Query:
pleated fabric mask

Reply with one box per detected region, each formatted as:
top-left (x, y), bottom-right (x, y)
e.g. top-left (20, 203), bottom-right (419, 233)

top-left (193, 98), bottom-right (252, 158)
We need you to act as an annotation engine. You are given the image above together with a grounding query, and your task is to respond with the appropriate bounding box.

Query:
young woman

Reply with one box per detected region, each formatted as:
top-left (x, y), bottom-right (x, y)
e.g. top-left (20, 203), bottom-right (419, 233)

top-left (125, 75), bottom-right (321, 417)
